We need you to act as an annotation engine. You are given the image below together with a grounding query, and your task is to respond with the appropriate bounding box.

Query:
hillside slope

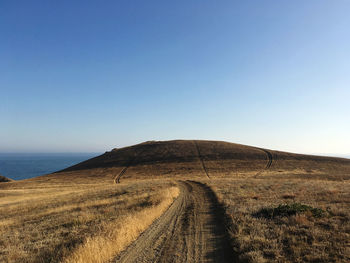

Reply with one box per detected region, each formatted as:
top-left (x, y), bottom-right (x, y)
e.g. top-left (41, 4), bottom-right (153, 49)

top-left (49, 140), bottom-right (350, 182)
top-left (0, 174), bottom-right (13, 183)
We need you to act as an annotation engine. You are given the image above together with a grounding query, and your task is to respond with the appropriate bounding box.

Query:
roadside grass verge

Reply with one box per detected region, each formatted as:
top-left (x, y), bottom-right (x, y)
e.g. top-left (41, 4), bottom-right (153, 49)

top-left (205, 177), bottom-right (350, 263)
top-left (64, 186), bottom-right (179, 263)
top-left (0, 179), bottom-right (178, 263)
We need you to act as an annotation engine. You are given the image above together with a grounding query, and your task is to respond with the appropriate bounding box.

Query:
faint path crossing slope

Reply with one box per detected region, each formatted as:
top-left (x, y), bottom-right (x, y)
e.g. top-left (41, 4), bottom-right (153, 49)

top-left (193, 141), bottom-right (210, 179)
top-left (114, 166), bottom-right (128, 184)
top-left (254, 148), bottom-right (274, 176)
top-left (114, 181), bottom-right (235, 263)
top-left (262, 149), bottom-right (273, 169)
top-left (114, 148), bottom-right (145, 184)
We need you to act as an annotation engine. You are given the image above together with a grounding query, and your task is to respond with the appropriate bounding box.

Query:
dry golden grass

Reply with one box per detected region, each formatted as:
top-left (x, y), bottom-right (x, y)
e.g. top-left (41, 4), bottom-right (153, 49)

top-left (205, 176), bottom-right (350, 262)
top-left (1, 140), bottom-right (350, 262)
top-left (0, 179), bottom-right (178, 263)
top-left (64, 186), bottom-right (179, 263)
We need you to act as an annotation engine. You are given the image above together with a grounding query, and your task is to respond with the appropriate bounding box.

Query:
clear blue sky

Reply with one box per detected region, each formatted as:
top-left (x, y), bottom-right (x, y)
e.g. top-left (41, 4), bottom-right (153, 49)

top-left (1, 1), bottom-right (349, 155)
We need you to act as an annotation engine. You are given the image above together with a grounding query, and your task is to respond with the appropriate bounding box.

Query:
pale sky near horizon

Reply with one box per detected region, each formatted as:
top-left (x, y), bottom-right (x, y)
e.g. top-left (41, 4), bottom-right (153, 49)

top-left (1, 1), bottom-right (349, 156)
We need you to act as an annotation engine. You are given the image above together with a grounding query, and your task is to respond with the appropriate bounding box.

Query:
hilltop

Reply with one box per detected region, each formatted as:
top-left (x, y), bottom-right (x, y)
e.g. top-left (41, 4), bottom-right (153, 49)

top-left (49, 140), bottom-right (350, 183)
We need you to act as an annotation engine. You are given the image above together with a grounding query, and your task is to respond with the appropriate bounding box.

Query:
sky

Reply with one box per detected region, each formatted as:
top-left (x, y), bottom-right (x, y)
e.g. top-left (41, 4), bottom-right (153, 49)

top-left (1, 0), bottom-right (349, 156)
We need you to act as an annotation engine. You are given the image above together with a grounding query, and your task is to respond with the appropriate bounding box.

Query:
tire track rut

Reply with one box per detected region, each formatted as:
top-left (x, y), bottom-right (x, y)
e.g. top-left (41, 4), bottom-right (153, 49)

top-left (193, 141), bottom-right (210, 179)
top-left (114, 148), bottom-right (147, 184)
top-left (260, 149), bottom-right (273, 169)
top-left (113, 181), bottom-right (235, 263)
top-left (254, 148), bottom-right (273, 176)
top-left (114, 166), bottom-right (129, 184)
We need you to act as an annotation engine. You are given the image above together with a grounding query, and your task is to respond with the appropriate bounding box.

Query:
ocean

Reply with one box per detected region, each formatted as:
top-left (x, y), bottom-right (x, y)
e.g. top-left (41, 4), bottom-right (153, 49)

top-left (0, 153), bottom-right (100, 180)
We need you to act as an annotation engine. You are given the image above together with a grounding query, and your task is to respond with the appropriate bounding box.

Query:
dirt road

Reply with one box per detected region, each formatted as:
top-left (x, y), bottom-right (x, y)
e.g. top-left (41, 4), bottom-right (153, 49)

top-left (193, 140), bottom-right (210, 179)
top-left (114, 181), bottom-right (235, 263)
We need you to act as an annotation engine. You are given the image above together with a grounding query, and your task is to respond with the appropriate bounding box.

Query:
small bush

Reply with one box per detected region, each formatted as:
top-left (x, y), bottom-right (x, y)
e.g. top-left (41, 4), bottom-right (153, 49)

top-left (254, 203), bottom-right (325, 219)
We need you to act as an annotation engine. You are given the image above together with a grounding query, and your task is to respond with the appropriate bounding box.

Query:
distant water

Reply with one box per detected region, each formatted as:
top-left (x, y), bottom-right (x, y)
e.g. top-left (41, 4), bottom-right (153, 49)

top-left (0, 153), bottom-right (100, 180)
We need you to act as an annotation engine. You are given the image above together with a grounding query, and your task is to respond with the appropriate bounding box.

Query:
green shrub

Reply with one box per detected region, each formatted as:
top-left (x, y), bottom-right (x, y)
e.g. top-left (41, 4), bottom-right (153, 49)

top-left (254, 203), bottom-right (325, 219)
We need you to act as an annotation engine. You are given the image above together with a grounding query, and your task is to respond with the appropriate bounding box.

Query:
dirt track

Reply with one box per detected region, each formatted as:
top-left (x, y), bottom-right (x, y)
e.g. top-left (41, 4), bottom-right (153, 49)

top-left (254, 148), bottom-right (274, 177)
top-left (261, 149), bottom-right (273, 169)
top-left (114, 181), bottom-right (235, 263)
top-left (193, 140), bottom-right (210, 179)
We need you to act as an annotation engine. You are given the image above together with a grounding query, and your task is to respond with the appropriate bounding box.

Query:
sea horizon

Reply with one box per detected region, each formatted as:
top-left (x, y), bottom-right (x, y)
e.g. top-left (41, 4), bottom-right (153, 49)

top-left (0, 152), bottom-right (100, 180)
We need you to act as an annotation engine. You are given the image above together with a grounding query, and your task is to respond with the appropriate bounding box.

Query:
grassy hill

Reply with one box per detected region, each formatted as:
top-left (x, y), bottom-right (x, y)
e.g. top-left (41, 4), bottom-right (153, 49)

top-left (1, 140), bottom-right (349, 263)
top-left (52, 140), bottom-right (350, 182)
top-left (0, 174), bottom-right (13, 183)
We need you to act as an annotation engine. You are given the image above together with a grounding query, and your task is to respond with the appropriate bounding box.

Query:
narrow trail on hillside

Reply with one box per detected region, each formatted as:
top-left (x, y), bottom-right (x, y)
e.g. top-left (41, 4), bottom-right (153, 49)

top-left (114, 149), bottom-right (147, 184)
top-left (260, 149), bottom-right (273, 169)
top-left (193, 141), bottom-right (210, 179)
top-left (114, 164), bottom-right (131, 184)
top-left (113, 181), bottom-right (235, 263)
top-left (254, 148), bottom-right (274, 177)
top-left (114, 166), bottom-right (128, 184)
